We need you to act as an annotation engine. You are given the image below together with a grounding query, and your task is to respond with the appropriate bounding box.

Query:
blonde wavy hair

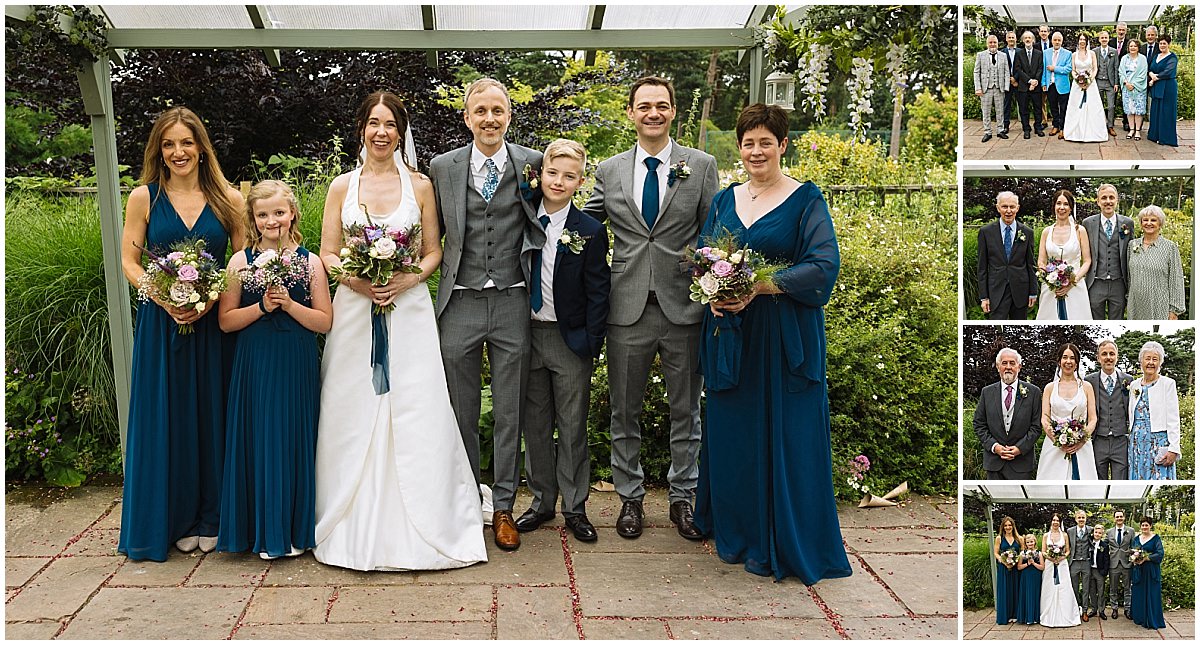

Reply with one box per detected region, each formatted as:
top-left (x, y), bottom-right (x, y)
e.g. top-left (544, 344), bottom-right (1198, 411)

top-left (243, 180), bottom-right (303, 251)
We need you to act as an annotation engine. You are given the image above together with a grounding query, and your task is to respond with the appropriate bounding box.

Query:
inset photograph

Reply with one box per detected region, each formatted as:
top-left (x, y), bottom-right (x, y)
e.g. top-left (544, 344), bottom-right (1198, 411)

top-left (962, 483), bottom-right (1195, 639)
top-left (963, 322), bottom-right (1195, 481)
top-left (962, 5), bottom-right (1195, 160)
top-left (962, 165), bottom-right (1194, 321)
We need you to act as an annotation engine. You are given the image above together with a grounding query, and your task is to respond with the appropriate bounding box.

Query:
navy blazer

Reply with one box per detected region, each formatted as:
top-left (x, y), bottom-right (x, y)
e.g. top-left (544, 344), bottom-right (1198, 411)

top-left (1088, 537), bottom-right (1111, 573)
top-left (539, 204), bottom-right (611, 359)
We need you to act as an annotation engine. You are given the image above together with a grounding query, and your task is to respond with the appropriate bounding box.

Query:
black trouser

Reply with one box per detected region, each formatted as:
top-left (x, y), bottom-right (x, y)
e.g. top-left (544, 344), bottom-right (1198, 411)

top-left (1017, 90), bottom-right (1043, 133)
top-left (1049, 85), bottom-right (1069, 130)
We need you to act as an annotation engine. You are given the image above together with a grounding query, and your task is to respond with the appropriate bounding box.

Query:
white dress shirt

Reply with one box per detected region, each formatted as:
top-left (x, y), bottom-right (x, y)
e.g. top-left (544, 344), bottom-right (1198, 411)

top-left (632, 140), bottom-right (672, 215)
top-left (531, 202), bottom-right (570, 322)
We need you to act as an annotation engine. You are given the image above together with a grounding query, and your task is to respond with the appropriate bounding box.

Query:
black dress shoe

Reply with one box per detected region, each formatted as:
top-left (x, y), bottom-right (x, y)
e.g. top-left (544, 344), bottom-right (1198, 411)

top-left (564, 514), bottom-right (598, 542)
top-left (616, 500), bottom-right (643, 539)
top-left (1035, 129), bottom-right (1045, 137)
top-left (1098, 610), bottom-right (1106, 620)
top-left (514, 507), bottom-right (555, 532)
top-left (997, 131), bottom-right (1008, 139)
top-left (1088, 609), bottom-right (1097, 617)
top-left (669, 501), bottom-right (704, 540)
top-left (981, 133), bottom-right (992, 143)
top-left (1023, 131), bottom-right (1031, 139)
top-left (1124, 609), bottom-right (1132, 619)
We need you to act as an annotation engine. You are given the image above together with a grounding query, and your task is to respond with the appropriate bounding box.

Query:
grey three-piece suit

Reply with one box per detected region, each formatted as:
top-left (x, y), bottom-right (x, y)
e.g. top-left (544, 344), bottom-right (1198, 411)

top-left (1068, 524), bottom-right (1093, 609)
top-left (1085, 369), bottom-right (1133, 479)
top-left (1080, 213), bottom-right (1134, 320)
top-left (1106, 524), bottom-right (1134, 610)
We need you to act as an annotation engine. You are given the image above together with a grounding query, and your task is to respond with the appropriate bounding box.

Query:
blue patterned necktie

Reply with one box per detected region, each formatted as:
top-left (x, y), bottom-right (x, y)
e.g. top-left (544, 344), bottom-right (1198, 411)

top-left (1003, 224), bottom-right (1013, 260)
top-left (529, 215), bottom-right (551, 312)
top-left (482, 158), bottom-right (499, 202)
top-left (642, 157), bottom-right (662, 230)
top-left (1105, 219), bottom-right (1114, 240)
top-left (1105, 375), bottom-right (1115, 395)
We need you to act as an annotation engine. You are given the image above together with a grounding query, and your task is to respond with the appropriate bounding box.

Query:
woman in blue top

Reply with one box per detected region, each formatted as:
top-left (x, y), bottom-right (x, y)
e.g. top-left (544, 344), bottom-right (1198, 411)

top-left (693, 104), bottom-right (851, 584)
top-left (1130, 517), bottom-right (1166, 629)
top-left (1147, 35), bottom-right (1179, 147)
top-left (118, 107), bottom-right (245, 561)
top-left (1119, 40), bottom-right (1148, 140)
top-left (993, 516), bottom-right (1021, 624)
top-left (216, 180), bottom-right (333, 559)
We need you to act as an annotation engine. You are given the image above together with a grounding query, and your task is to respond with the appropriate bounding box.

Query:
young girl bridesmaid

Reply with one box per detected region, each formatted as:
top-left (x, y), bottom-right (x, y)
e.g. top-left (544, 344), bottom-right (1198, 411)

top-left (1015, 533), bottom-right (1045, 625)
top-left (217, 180), bottom-right (333, 559)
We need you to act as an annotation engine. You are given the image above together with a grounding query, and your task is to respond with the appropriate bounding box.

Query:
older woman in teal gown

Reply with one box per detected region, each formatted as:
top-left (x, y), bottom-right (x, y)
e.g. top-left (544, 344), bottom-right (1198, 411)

top-left (1130, 517), bottom-right (1166, 629)
top-left (1146, 36), bottom-right (1179, 147)
top-left (1119, 40), bottom-right (1148, 140)
top-left (694, 103), bottom-right (852, 583)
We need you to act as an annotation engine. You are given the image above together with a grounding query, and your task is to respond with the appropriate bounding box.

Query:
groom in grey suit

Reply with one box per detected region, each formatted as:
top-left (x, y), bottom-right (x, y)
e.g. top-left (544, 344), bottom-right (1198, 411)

top-left (1106, 510), bottom-right (1134, 619)
top-left (430, 78), bottom-right (545, 551)
top-left (581, 76), bottom-right (718, 540)
top-left (1069, 510), bottom-right (1093, 621)
top-left (1085, 339), bottom-right (1133, 479)
top-left (1080, 184), bottom-right (1134, 320)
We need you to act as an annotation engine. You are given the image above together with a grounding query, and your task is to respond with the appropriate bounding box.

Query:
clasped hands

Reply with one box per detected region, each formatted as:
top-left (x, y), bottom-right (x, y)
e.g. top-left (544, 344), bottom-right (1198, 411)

top-left (709, 281), bottom-right (771, 317)
top-left (993, 444), bottom-right (1023, 461)
top-left (157, 296), bottom-right (212, 326)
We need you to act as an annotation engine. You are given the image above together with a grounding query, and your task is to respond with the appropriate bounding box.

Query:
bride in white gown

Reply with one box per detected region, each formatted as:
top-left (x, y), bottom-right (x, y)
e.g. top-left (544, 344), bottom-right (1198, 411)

top-left (1063, 34), bottom-right (1109, 142)
top-left (1040, 515), bottom-right (1082, 627)
top-left (314, 93), bottom-right (486, 571)
top-left (1036, 190), bottom-right (1092, 321)
top-left (1036, 343), bottom-right (1099, 480)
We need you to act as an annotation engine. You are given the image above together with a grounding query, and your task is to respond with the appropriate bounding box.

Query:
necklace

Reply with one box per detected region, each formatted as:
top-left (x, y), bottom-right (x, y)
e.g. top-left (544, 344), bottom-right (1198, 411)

top-left (746, 174), bottom-right (783, 201)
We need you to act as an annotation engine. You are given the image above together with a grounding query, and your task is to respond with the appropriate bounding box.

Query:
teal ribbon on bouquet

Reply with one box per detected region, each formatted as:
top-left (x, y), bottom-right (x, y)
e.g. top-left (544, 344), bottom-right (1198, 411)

top-left (371, 311), bottom-right (390, 395)
top-left (1070, 453), bottom-right (1080, 480)
top-left (1057, 297), bottom-right (1067, 320)
top-left (1053, 562), bottom-right (1060, 585)
top-left (702, 313), bottom-right (743, 391)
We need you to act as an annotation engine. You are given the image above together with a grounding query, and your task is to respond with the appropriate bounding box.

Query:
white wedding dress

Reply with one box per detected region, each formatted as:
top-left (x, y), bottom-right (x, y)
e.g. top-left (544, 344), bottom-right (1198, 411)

top-left (1063, 50), bottom-right (1108, 142)
top-left (1035, 379), bottom-right (1097, 480)
top-left (1040, 532), bottom-right (1082, 626)
top-left (314, 165), bottom-right (487, 571)
top-left (1035, 225), bottom-right (1091, 320)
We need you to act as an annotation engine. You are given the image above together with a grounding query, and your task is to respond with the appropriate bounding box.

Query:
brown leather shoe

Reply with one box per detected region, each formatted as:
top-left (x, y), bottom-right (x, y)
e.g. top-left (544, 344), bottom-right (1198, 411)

top-left (493, 511), bottom-right (521, 551)
top-left (1057, 131), bottom-right (1064, 139)
top-left (1108, 127), bottom-right (1117, 137)
top-left (1082, 611), bottom-right (1089, 622)
top-left (1048, 126), bottom-right (1058, 135)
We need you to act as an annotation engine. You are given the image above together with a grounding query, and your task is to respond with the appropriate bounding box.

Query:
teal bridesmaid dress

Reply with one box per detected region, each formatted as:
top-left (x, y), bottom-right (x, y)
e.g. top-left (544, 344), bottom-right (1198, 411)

top-left (1130, 533), bottom-right (1166, 629)
top-left (118, 183), bottom-right (229, 562)
top-left (217, 248), bottom-right (319, 557)
top-left (1015, 550), bottom-right (1043, 624)
top-left (694, 182), bottom-right (852, 584)
top-left (994, 535), bottom-right (1019, 624)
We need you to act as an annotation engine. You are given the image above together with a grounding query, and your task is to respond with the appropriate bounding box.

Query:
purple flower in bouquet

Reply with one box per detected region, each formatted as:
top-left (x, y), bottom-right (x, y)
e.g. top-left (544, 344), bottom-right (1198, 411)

top-left (176, 264), bottom-right (200, 282)
top-left (682, 229), bottom-right (786, 308)
top-left (1036, 256), bottom-right (1075, 297)
top-left (711, 260), bottom-right (734, 277)
top-left (166, 251), bottom-right (184, 262)
top-left (136, 238), bottom-right (228, 334)
top-left (329, 214), bottom-right (423, 315)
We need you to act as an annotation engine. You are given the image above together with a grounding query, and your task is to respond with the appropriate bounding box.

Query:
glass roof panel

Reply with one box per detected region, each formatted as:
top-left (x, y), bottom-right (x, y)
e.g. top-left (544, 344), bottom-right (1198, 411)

top-left (969, 483), bottom-right (1163, 502)
top-left (102, 5), bottom-right (254, 29)
top-left (1082, 5), bottom-right (1123, 23)
top-left (1069, 484), bottom-right (1109, 499)
top-left (266, 5), bottom-right (425, 30)
top-left (1023, 484), bottom-right (1065, 499)
top-left (434, 5), bottom-right (591, 30)
top-left (603, 4), bottom-right (755, 30)
top-left (1044, 6), bottom-right (1081, 22)
top-left (985, 5), bottom-right (1161, 26)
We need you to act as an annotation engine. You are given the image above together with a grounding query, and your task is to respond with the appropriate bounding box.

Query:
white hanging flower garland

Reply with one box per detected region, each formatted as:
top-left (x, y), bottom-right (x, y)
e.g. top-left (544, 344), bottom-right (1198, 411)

top-left (847, 56), bottom-right (875, 141)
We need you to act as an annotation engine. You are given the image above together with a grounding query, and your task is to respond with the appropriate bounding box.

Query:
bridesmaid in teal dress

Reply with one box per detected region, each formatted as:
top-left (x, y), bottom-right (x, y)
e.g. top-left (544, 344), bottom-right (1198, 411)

top-left (694, 104), bottom-right (851, 583)
top-left (1130, 517), bottom-right (1166, 629)
top-left (118, 107), bottom-right (245, 561)
top-left (1015, 533), bottom-right (1045, 624)
top-left (216, 181), bottom-right (332, 559)
top-left (1146, 36), bottom-right (1179, 147)
top-left (992, 516), bottom-right (1021, 624)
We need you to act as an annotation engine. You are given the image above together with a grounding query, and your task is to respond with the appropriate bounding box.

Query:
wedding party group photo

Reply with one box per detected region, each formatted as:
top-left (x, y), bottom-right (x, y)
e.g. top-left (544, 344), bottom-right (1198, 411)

top-left (4, 4), bottom-right (961, 640)
top-left (963, 4), bottom-right (1195, 160)
top-left (962, 483), bottom-right (1196, 640)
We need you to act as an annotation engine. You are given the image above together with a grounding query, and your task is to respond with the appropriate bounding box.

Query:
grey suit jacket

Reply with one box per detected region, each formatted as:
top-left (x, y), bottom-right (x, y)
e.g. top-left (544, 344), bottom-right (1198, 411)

top-left (973, 380), bottom-right (1041, 474)
top-left (1093, 46), bottom-right (1120, 89)
top-left (428, 142), bottom-right (545, 317)
top-left (1106, 525), bottom-right (1134, 568)
top-left (581, 140), bottom-right (718, 326)
top-left (974, 49), bottom-right (1010, 92)
top-left (1080, 213), bottom-right (1134, 289)
top-left (1069, 524), bottom-right (1093, 562)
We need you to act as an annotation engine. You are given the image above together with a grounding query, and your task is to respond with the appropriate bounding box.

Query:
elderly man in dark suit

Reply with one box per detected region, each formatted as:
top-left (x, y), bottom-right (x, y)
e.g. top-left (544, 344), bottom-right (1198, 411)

top-left (974, 348), bottom-right (1041, 479)
top-left (978, 191), bottom-right (1037, 319)
top-left (1014, 30), bottom-right (1045, 138)
top-left (1115, 22), bottom-right (1131, 131)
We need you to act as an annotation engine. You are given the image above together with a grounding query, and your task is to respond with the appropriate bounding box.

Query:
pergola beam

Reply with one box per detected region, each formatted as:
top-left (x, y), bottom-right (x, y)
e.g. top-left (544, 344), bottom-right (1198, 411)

top-left (107, 27), bottom-right (756, 51)
top-left (421, 5), bottom-right (437, 68)
top-left (583, 5), bottom-right (605, 67)
top-left (246, 5), bottom-right (282, 68)
top-left (963, 165), bottom-right (1195, 177)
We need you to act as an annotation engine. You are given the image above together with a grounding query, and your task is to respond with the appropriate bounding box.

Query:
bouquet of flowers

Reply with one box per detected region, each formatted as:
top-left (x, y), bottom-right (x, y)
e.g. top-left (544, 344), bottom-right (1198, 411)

top-left (1002, 549), bottom-right (1019, 569)
top-left (327, 208), bottom-right (422, 314)
top-left (1074, 72), bottom-right (1091, 90)
top-left (683, 229), bottom-right (784, 306)
top-left (1046, 542), bottom-right (1066, 562)
top-left (1036, 255), bottom-right (1075, 297)
top-left (1130, 548), bottom-right (1147, 565)
top-left (136, 238), bottom-right (228, 335)
top-left (1021, 549), bottom-right (1042, 565)
top-left (1052, 417), bottom-right (1087, 458)
top-left (236, 248), bottom-right (311, 298)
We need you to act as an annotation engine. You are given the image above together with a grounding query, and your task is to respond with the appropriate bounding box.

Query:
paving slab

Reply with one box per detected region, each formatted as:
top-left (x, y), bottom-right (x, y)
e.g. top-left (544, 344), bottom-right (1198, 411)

top-left (232, 621), bottom-right (494, 639)
top-left (108, 553), bottom-right (202, 587)
top-left (842, 528), bottom-right (957, 553)
top-left (809, 556), bottom-right (907, 617)
top-left (5, 556), bottom-right (51, 588)
top-left (843, 616), bottom-right (958, 639)
top-left (573, 552), bottom-right (822, 619)
top-left (580, 617), bottom-right (670, 639)
top-left (187, 551), bottom-right (270, 586)
top-left (837, 497), bottom-right (955, 529)
top-left (327, 584), bottom-right (493, 623)
top-left (567, 527), bottom-right (708, 555)
top-left (411, 529), bottom-right (568, 585)
top-left (495, 585), bottom-right (577, 640)
top-left (93, 504), bottom-right (123, 530)
top-left (56, 586), bottom-right (251, 640)
top-left (4, 555), bottom-right (122, 621)
top-left (859, 553), bottom-right (956, 615)
top-left (1167, 610), bottom-right (1194, 638)
top-left (262, 553), bottom-right (413, 586)
top-left (4, 487), bottom-right (119, 557)
top-left (64, 528), bottom-right (120, 556)
top-left (668, 617), bottom-right (841, 639)
top-left (241, 586), bottom-right (334, 624)
top-left (963, 608), bottom-right (993, 625)
top-left (962, 119), bottom-right (1195, 161)
top-left (4, 620), bottom-right (64, 639)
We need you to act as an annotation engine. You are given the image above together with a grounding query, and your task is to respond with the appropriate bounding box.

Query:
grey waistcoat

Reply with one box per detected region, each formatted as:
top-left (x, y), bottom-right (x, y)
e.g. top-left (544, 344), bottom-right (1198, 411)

top-left (1095, 375), bottom-right (1129, 436)
top-left (458, 161), bottom-right (526, 290)
top-left (1093, 222), bottom-right (1124, 280)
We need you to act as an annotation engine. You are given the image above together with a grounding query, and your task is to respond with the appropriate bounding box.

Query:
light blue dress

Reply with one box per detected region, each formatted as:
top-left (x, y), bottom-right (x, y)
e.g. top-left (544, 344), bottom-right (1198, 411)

top-left (1128, 382), bottom-right (1176, 480)
top-left (1120, 54), bottom-right (1148, 115)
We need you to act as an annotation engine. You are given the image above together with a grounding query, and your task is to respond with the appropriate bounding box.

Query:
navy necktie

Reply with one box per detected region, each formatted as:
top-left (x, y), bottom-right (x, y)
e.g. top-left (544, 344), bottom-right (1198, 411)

top-left (529, 214), bottom-right (551, 312)
top-left (1003, 224), bottom-right (1013, 260)
top-left (642, 157), bottom-right (662, 230)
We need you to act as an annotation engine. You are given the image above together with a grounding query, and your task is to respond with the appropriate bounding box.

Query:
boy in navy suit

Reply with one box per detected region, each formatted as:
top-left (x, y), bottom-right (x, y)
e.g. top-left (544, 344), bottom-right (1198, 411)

top-left (1086, 523), bottom-right (1112, 619)
top-left (514, 139), bottom-right (611, 542)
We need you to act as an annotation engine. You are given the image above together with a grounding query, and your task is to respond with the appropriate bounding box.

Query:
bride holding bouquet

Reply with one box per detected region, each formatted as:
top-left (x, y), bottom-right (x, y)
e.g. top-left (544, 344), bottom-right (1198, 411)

top-left (1036, 343), bottom-right (1099, 480)
top-left (1063, 34), bottom-right (1109, 142)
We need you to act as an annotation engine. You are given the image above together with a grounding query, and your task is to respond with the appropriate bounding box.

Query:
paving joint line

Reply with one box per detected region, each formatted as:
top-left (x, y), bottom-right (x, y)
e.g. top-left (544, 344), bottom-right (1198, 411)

top-left (489, 584), bottom-right (499, 639)
top-left (557, 526), bottom-right (586, 639)
top-left (50, 553), bottom-right (126, 638)
top-left (227, 559), bottom-right (272, 639)
top-left (850, 551), bottom-right (915, 618)
top-left (807, 585), bottom-right (850, 639)
top-left (323, 586), bottom-right (341, 623)
top-left (5, 496), bottom-right (121, 604)
top-left (662, 617), bottom-right (676, 639)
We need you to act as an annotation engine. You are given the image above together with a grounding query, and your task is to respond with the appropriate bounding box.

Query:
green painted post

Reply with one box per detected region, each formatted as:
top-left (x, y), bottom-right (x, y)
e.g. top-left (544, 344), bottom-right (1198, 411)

top-left (749, 46), bottom-right (765, 103)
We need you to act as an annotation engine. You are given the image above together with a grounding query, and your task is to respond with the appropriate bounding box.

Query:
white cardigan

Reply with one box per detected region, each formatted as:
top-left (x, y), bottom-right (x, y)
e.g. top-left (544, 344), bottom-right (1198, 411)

top-left (1126, 375), bottom-right (1181, 454)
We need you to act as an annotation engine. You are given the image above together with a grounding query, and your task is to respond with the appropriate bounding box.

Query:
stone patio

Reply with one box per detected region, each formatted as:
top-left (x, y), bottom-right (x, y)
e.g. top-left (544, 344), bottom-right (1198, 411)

top-left (4, 485), bottom-right (958, 640)
top-left (961, 119), bottom-right (1195, 160)
top-left (963, 607), bottom-right (1195, 640)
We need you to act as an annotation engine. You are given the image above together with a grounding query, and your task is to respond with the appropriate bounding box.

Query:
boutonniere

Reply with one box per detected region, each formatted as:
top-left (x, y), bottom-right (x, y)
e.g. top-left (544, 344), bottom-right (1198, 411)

top-left (1128, 377), bottom-right (1144, 398)
top-left (1120, 224), bottom-right (1131, 238)
top-left (520, 163), bottom-right (540, 201)
top-left (1017, 231), bottom-right (1027, 243)
top-left (667, 160), bottom-right (691, 187)
top-left (1017, 384), bottom-right (1028, 399)
top-left (558, 229), bottom-right (586, 254)
top-left (1131, 239), bottom-right (1143, 253)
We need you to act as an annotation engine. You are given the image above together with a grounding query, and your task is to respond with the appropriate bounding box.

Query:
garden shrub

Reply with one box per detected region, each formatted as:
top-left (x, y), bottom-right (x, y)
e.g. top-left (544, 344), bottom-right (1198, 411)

top-left (1158, 525), bottom-right (1195, 609)
top-left (962, 55), bottom-right (981, 121)
top-left (962, 535), bottom-right (995, 608)
top-left (903, 88), bottom-right (958, 167)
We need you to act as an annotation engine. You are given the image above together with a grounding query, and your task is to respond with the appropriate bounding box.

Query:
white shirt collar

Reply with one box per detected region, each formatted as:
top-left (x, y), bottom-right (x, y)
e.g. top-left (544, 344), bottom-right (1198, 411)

top-left (1101, 212), bottom-right (1117, 224)
top-left (471, 143), bottom-right (509, 173)
top-left (537, 201), bottom-right (571, 224)
top-left (635, 140), bottom-right (673, 169)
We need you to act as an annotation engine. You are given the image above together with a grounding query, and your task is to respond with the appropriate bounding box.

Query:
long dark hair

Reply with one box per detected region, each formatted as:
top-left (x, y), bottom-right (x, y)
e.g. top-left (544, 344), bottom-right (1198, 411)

top-left (353, 91), bottom-right (412, 170)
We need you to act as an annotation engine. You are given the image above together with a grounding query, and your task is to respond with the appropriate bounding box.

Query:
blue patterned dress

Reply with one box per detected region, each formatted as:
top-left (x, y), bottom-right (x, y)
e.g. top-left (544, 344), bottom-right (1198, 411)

top-left (217, 247), bottom-right (320, 557)
top-left (118, 183), bottom-right (230, 562)
top-left (994, 535), bottom-right (1020, 624)
top-left (1128, 382), bottom-right (1176, 480)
